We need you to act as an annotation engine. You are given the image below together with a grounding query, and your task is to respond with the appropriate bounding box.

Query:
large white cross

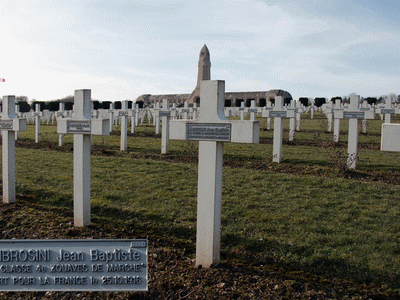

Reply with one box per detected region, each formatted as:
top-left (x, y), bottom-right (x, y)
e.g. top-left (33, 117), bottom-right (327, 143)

top-left (169, 80), bottom-right (259, 268)
top-left (57, 90), bottom-right (110, 226)
top-left (1, 96), bottom-right (26, 203)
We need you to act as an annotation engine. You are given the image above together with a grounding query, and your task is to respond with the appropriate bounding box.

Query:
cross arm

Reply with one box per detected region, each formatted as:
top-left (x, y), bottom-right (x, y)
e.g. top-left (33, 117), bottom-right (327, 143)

top-left (169, 120), bottom-right (259, 144)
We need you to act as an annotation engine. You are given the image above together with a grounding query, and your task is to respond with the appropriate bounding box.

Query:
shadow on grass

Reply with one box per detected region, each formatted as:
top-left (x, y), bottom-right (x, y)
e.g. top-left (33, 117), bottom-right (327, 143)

top-left (221, 233), bottom-right (400, 290)
top-left (16, 186), bottom-right (197, 249)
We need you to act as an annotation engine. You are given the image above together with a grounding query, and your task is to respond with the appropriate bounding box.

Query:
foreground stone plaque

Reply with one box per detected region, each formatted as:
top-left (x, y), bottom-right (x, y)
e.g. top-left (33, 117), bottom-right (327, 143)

top-left (0, 239), bottom-right (148, 291)
top-left (187, 123), bottom-right (231, 142)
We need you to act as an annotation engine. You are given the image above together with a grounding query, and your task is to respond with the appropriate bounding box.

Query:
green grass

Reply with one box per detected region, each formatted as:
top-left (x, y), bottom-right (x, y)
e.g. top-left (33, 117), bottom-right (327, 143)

top-left (2, 112), bottom-right (400, 291)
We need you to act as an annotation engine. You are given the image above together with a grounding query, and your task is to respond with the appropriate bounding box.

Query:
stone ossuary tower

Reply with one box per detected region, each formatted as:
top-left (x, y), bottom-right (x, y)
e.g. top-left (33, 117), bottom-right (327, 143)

top-left (136, 45), bottom-right (292, 107)
top-left (189, 44), bottom-right (211, 103)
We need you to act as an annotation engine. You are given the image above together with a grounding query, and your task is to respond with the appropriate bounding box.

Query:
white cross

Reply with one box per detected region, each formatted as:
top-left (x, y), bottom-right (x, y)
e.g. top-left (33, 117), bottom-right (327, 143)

top-left (333, 99), bottom-right (343, 143)
top-left (57, 90), bottom-right (110, 226)
top-left (287, 100), bottom-right (296, 142)
top-left (147, 108), bottom-right (152, 124)
top-left (129, 103), bottom-right (137, 133)
top-left (263, 101), bottom-right (273, 130)
top-left (169, 80), bottom-right (259, 268)
top-left (153, 102), bottom-right (161, 134)
top-left (153, 99), bottom-right (172, 154)
top-left (109, 103), bottom-right (114, 132)
top-left (262, 97), bottom-right (294, 163)
top-left (14, 103), bottom-right (21, 140)
top-left (335, 94), bottom-right (373, 169)
top-left (321, 101), bottom-right (334, 132)
top-left (239, 101), bottom-right (245, 120)
top-left (1, 96), bottom-right (27, 203)
top-left (57, 102), bottom-right (66, 146)
top-left (34, 103), bottom-right (42, 143)
top-left (135, 105), bottom-right (141, 126)
top-left (192, 102), bottom-right (199, 119)
top-left (360, 101), bottom-right (375, 134)
top-left (376, 98), bottom-right (395, 123)
top-left (180, 101), bottom-right (190, 120)
top-left (295, 101), bottom-right (305, 132)
top-left (118, 100), bottom-right (129, 151)
top-left (309, 99), bottom-right (315, 119)
top-left (171, 103), bottom-right (177, 120)
top-left (245, 100), bottom-right (258, 121)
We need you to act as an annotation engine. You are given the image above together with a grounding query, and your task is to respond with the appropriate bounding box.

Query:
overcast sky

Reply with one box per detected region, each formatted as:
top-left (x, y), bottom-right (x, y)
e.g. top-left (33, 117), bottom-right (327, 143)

top-left (1, 0), bottom-right (399, 102)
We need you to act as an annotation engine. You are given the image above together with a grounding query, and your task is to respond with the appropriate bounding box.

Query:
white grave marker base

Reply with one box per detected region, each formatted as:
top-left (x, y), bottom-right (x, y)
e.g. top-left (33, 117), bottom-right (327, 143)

top-left (381, 124), bottom-right (400, 152)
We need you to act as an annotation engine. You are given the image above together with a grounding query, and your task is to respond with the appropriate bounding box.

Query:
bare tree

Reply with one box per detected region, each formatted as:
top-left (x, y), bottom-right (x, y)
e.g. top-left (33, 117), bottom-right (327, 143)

top-left (381, 93), bottom-right (398, 104)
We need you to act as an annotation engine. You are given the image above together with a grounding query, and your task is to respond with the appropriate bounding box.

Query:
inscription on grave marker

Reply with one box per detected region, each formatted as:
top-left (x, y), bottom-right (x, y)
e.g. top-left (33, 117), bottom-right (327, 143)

top-left (67, 121), bottom-right (91, 134)
top-left (270, 111), bottom-right (287, 118)
top-left (381, 109), bottom-right (395, 114)
top-left (187, 123), bottom-right (231, 142)
top-left (158, 111), bottom-right (171, 117)
top-left (118, 111), bottom-right (129, 117)
top-left (343, 112), bottom-right (364, 119)
top-left (0, 240), bottom-right (148, 292)
top-left (0, 120), bottom-right (13, 130)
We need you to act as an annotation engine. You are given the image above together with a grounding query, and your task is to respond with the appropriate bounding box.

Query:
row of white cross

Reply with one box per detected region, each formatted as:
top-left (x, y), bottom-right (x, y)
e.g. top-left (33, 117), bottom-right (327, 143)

top-left (1, 81), bottom-right (397, 268)
top-left (0, 81), bottom-right (258, 268)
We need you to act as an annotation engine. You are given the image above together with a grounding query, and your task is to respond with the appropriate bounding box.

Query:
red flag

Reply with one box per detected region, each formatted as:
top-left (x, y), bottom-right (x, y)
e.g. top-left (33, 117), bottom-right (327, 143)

top-left (0, 78), bottom-right (4, 82)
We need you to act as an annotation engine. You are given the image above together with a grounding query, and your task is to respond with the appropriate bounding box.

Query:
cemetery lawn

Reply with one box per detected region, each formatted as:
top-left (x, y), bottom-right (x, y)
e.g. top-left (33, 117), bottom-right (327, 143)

top-left (1, 113), bottom-right (400, 299)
